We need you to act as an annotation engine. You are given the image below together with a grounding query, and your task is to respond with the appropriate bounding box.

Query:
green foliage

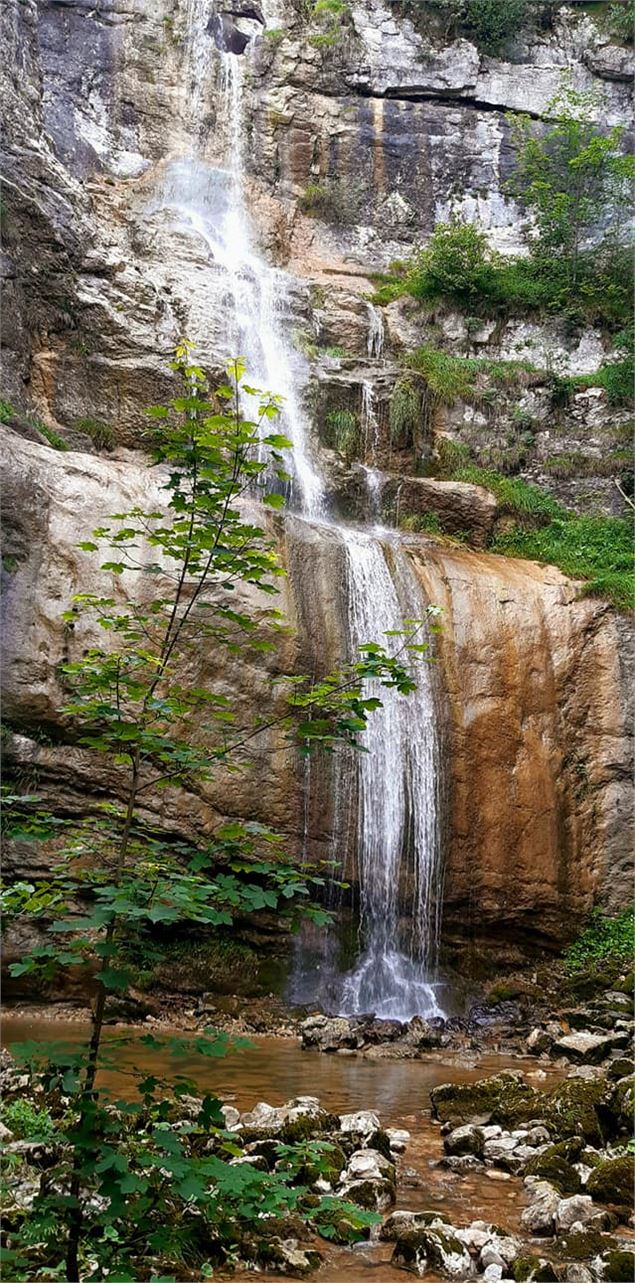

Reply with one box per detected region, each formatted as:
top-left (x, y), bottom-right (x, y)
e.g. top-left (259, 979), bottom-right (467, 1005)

top-left (418, 0), bottom-right (532, 49)
top-left (309, 0), bottom-right (351, 45)
top-left (76, 416), bottom-right (116, 451)
top-left (399, 511), bottom-right (444, 535)
top-left (409, 219), bottom-right (495, 302)
top-left (407, 346), bottom-right (535, 405)
top-left (434, 442), bottom-right (634, 610)
top-left (3, 344), bottom-right (426, 1280)
top-left (508, 81), bottom-right (634, 292)
top-left (451, 466), bottom-right (562, 519)
top-left (492, 513), bottom-right (634, 611)
top-left (389, 377), bottom-right (421, 446)
top-left (38, 423), bottom-right (69, 451)
top-left (599, 1), bottom-right (634, 45)
top-left (463, 0), bottom-right (528, 51)
top-left (564, 909), bottom-right (635, 973)
top-left (0, 398), bottom-right (16, 423)
top-left (324, 407), bottom-right (359, 458)
top-left (263, 25), bottom-right (286, 43)
top-left (1, 1098), bottom-right (56, 1141)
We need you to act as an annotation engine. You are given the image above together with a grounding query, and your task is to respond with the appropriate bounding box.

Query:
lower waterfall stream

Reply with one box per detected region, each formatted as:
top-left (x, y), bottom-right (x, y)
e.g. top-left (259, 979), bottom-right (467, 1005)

top-left (149, 31), bottom-right (446, 1020)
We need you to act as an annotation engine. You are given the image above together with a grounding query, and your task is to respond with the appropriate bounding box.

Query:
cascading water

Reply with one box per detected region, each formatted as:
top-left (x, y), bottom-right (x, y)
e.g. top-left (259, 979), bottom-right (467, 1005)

top-left (169, 10), bottom-right (445, 1018)
top-left (337, 531), bottom-right (444, 1021)
top-left (151, 45), bottom-right (324, 516)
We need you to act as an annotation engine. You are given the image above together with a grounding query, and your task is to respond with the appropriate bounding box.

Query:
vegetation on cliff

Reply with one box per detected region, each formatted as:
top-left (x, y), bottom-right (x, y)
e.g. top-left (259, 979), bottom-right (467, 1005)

top-left (374, 84), bottom-right (634, 333)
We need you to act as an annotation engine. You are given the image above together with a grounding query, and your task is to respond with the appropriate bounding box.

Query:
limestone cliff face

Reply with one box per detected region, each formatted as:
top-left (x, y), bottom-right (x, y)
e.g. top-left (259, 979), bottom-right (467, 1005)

top-left (2, 432), bottom-right (632, 946)
top-left (0, 0), bottom-right (633, 951)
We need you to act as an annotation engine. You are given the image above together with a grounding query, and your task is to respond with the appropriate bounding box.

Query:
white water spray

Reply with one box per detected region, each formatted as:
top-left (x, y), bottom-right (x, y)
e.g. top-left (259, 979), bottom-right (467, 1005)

top-left (152, 48), bottom-right (325, 516)
top-left (337, 530), bottom-right (443, 1021)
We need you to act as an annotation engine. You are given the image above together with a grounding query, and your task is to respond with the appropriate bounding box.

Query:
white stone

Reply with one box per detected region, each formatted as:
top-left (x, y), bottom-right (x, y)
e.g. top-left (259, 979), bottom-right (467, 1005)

top-left (339, 1110), bottom-right (381, 1136)
top-left (482, 1266), bottom-right (503, 1283)
top-left (386, 1126), bottom-right (411, 1153)
top-left (555, 1195), bottom-right (596, 1232)
top-left (520, 1180), bottom-right (559, 1235)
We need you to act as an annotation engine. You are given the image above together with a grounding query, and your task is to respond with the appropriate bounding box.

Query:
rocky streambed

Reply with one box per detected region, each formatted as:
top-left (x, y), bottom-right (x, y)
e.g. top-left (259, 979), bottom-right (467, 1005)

top-left (2, 976), bottom-right (634, 1283)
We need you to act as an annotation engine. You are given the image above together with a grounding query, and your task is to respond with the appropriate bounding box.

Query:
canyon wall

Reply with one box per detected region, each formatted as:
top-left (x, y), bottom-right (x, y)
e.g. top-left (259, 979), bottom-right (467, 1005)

top-left (2, 431), bottom-right (632, 950)
top-left (1, 0), bottom-right (633, 960)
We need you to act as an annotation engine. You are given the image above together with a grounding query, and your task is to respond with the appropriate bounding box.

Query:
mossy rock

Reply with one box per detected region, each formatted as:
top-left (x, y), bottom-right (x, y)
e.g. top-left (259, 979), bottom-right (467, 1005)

top-left (366, 1128), bottom-right (393, 1161)
top-left (542, 1077), bottom-right (615, 1145)
top-left (613, 971), bottom-right (634, 996)
top-left (392, 1226), bottom-right (468, 1273)
top-left (611, 1075), bottom-right (634, 1131)
top-left (524, 1139), bottom-right (583, 1193)
top-left (512, 1257), bottom-right (558, 1282)
top-left (596, 1248), bottom-right (635, 1281)
top-left (557, 1228), bottom-right (617, 1261)
top-left (279, 1112), bottom-right (340, 1144)
top-left (430, 1072), bottom-right (539, 1127)
top-left (587, 1153), bottom-right (635, 1205)
top-left (607, 1058), bottom-right (634, 1081)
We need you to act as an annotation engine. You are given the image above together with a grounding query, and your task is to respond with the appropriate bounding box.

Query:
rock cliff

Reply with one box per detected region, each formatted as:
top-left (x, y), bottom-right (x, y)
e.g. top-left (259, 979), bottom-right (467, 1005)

top-left (1, 0), bottom-right (633, 965)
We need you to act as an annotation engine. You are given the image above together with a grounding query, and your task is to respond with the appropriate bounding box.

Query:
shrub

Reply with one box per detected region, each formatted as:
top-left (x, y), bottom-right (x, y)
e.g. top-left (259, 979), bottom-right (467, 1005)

top-left (463, 0), bottom-right (528, 51)
top-left (564, 909), bottom-right (635, 973)
top-left (389, 378), bottom-right (421, 445)
top-left (324, 407), bottom-right (359, 458)
top-left (1, 1099), bottom-right (56, 1141)
top-left (508, 82), bottom-right (634, 292)
top-left (409, 220), bottom-right (497, 302)
top-left (600, 1), bottom-right (634, 45)
top-left (0, 399), bottom-right (15, 424)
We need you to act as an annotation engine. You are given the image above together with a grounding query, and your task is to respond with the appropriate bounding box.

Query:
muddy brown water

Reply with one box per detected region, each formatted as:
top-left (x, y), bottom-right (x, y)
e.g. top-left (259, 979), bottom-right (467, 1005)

top-left (2, 1016), bottom-right (561, 1282)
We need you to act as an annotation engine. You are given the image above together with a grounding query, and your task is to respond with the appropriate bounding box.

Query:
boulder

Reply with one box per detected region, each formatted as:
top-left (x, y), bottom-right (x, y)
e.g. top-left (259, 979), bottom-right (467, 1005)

top-left (391, 1226), bottom-right (473, 1279)
top-left (385, 1127), bottom-right (411, 1154)
top-left (381, 1210), bottom-right (450, 1242)
top-left (430, 1073), bottom-right (539, 1129)
top-left (554, 1194), bottom-right (598, 1233)
top-left (520, 1180), bottom-right (560, 1236)
top-left (586, 1153), bottom-right (635, 1206)
top-left (338, 1110), bottom-right (382, 1139)
top-left (483, 1134), bottom-right (523, 1171)
top-left (524, 1140), bottom-right (584, 1194)
top-left (527, 1028), bottom-right (554, 1055)
top-left (338, 1176), bottom-right (394, 1213)
top-left (591, 1247), bottom-right (635, 1281)
top-left (344, 1149), bottom-right (395, 1184)
top-left (300, 1016), bottom-right (359, 1052)
top-left (512, 1258), bottom-right (558, 1281)
top-left (553, 1033), bottom-right (615, 1065)
top-left (259, 1238), bottom-right (322, 1277)
top-left (444, 1124), bottom-right (485, 1158)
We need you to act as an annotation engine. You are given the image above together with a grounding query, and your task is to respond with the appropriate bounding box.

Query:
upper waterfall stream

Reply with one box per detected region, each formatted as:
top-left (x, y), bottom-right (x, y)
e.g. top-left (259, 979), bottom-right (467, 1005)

top-left (153, 21), bottom-right (446, 1019)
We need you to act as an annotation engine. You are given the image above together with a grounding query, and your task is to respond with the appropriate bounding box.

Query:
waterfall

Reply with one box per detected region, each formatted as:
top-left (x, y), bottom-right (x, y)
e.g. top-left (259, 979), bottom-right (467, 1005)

top-left (361, 379), bottom-right (379, 464)
top-left (336, 530), bottom-right (443, 1021)
top-left (152, 47), bottom-right (325, 516)
top-left (367, 303), bottom-right (385, 359)
top-left (168, 20), bottom-right (445, 1018)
